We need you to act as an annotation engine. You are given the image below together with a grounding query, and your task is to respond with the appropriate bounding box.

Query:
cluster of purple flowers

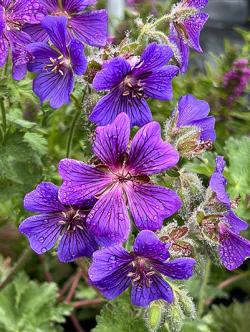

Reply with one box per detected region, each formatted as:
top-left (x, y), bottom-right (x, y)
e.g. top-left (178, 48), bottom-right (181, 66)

top-left (14, 0), bottom-right (249, 308)
top-left (200, 156), bottom-right (250, 270)
top-left (0, 0), bottom-right (108, 106)
top-left (223, 58), bottom-right (250, 108)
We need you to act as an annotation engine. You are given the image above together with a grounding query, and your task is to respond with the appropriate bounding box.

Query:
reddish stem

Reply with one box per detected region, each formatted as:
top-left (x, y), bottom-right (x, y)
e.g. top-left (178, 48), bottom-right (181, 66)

top-left (65, 270), bottom-right (82, 304)
top-left (69, 313), bottom-right (85, 332)
top-left (73, 298), bottom-right (105, 309)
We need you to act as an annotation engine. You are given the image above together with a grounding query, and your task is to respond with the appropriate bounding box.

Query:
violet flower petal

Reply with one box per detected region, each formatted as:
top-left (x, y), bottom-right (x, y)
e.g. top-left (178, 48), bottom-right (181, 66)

top-left (87, 185), bottom-right (131, 246)
top-left (133, 230), bottom-right (170, 261)
top-left (128, 121), bottom-right (179, 175)
top-left (126, 183), bottom-right (182, 231)
top-left (93, 112), bottom-right (130, 170)
top-left (58, 159), bottom-right (113, 205)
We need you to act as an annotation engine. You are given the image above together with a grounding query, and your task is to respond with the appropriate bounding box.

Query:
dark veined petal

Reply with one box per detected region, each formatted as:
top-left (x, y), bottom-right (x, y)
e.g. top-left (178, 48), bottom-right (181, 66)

top-left (11, 44), bottom-right (31, 80)
top-left (125, 183), bottom-right (182, 231)
top-left (89, 246), bottom-right (132, 300)
top-left (93, 113), bottom-right (130, 170)
top-left (19, 214), bottom-right (63, 255)
top-left (142, 66), bottom-right (179, 100)
top-left (89, 87), bottom-right (152, 127)
top-left (12, 63), bottom-right (27, 80)
top-left (69, 9), bottom-right (108, 47)
top-left (93, 57), bottom-right (131, 91)
top-left (191, 117), bottom-right (216, 142)
top-left (27, 42), bottom-right (59, 73)
top-left (87, 185), bottom-right (131, 246)
top-left (68, 39), bottom-right (87, 75)
top-left (131, 274), bottom-right (173, 307)
top-left (58, 159), bottom-right (113, 205)
top-left (155, 257), bottom-right (196, 280)
top-left (41, 16), bottom-right (68, 55)
top-left (33, 69), bottom-right (74, 109)
top-left (0, 5), bottom-right (5, 36)
top-left (226, 210), bottom-right (248, 234)
top-left (0, 34), bottom-right (8, 67)
top-left (62, 0), bottom-right (96, 13)
top-left (169, 23), bottom-right (189, 74)
top-left (183, 12), bottom-right (209, 52)
top-left (177, 94), bottom-right (211, 125)
top-left (11, 0), bottom-right (46, 24)
top-left (5, 29), bottom-right (31, 46)
top-left (24, 182), bottom-right (65, 213)
top-left (23, 23), bottom-right (49, 43)
top-left (57, 225), bottom-right (98, 263)
top-left (132, 43), bottom-right (174, 76)
top-left (209, 156), bottom-right (230, 206)
top-left (133, 230), bottom-right (170, 261)
top-left (40, 0), bottom-right (59, 12)
top-left (182, 0), bottom-right (208, 10)
top-left (127, 121), bottom-right (179, 175)
top-left (219, 223), bottom-right (250, 271)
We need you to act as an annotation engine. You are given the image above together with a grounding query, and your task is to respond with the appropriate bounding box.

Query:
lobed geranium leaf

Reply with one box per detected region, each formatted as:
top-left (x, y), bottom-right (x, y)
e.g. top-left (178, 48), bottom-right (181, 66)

top-left (0, 273), bottom-right (72, 332)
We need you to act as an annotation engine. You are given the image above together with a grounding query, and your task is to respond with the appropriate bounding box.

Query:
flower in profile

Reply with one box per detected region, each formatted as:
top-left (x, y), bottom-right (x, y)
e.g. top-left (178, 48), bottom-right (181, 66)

top-left (59, 113), bottom-right (182, 246)
top-left (24, 0), bottom-right (108, 47)
top-left (169, 25), bottom-right (189, 74)
top-left (223, 58), bottom-right (250, 108)
top-left (88, 230), bottom-right (196, 307)
top-left (27, 16), bottom-right (87, 108)
top-left (19, 182), bottom-right (98, 263)
top-left (200, 156), bottom-right (250, 270)
top-left (170, 0), bottom-right (209, 53)
top-left (166, 94), bottom-right (215, 157)
top-left (0, 0), bottom-right (46, 79)
top-left (89, 43), bottom-right (179, 127)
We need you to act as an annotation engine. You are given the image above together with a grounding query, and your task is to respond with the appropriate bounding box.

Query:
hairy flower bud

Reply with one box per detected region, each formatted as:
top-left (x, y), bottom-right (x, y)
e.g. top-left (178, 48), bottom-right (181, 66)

top-left (146, 301), bottom-right (164, 332)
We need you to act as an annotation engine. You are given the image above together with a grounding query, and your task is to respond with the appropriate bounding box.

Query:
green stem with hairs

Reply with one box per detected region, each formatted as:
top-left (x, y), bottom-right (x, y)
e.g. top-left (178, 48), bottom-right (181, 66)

top-left (0, 98), bottom-right (6, 144)
top-left (198, 259), bottom-right (211, 317)
top-left (66, 87), bottom-right (88, 158)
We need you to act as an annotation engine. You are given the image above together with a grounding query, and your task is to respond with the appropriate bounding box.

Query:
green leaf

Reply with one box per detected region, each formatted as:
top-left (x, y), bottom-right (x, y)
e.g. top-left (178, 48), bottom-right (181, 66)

top-left (203, 301), bottom-right (250, 332)
top-left (92, 293), bottom-right (146, 332)
top-left (0, 273), bottom-right (72, 332)
top-left (23, 132), bottom-right (48, 156)
top-left (225, 136), bottom-right (250, 220)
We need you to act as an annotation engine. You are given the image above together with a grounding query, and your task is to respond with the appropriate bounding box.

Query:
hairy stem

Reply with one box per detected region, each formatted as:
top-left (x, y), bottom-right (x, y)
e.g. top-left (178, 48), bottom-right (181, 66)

top-left (197, 259), bottom-right (211, 317)
top-left (150, 14), bottom-right (172, 29)
top-left (66, 87), bottom-right (88, 158)
top-left (0, 248), bottom-right (31, 290)
top-left (0, 98), bottom-right (7, 144)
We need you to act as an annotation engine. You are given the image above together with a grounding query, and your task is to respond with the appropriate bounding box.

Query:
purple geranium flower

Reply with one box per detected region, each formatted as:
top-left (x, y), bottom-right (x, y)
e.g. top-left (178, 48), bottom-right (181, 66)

top-left (89, 43), bottom-right (179, 127)
top-left (203, 156), bottom-right (250, 270)
top-left (58, 113), bottom-right (182, 246)
top-left (24, 0), bottom-right (108, 47)
top-left (174, 94), bottom-right (216, 143)
top-left (0, 0), bottom-right (46, 79)
top-left (19, 182), bottom-right (98, 263)
top-left (169, 25), bottom-right (189, 73)
top-left (27, 16), bottom-right (87, 108)
top-left (88, 230), bottom-right (196, 307)
top-left (170, 0), bottom-right (208, 55)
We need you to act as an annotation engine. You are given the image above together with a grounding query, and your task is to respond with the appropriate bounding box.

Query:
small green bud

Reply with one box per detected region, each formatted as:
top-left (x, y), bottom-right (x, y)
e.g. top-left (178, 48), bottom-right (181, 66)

top-left (164, 302), bottom-right (184, 332)
top-left (146, 301), bottom-right (164, 332)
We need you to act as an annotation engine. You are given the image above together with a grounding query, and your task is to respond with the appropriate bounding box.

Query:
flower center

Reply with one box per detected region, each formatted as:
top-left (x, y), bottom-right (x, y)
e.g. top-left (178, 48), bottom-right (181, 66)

top-left (58, 208), bottom-right (87, 233)
top-left (44, 55), bottom-right (70, 75)
top-left (122, 76), bottom-right (144, 99)
top-left (127, 257), bottom-right (155, 288)
top-left (54, 10), bottom-right (71, 19)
